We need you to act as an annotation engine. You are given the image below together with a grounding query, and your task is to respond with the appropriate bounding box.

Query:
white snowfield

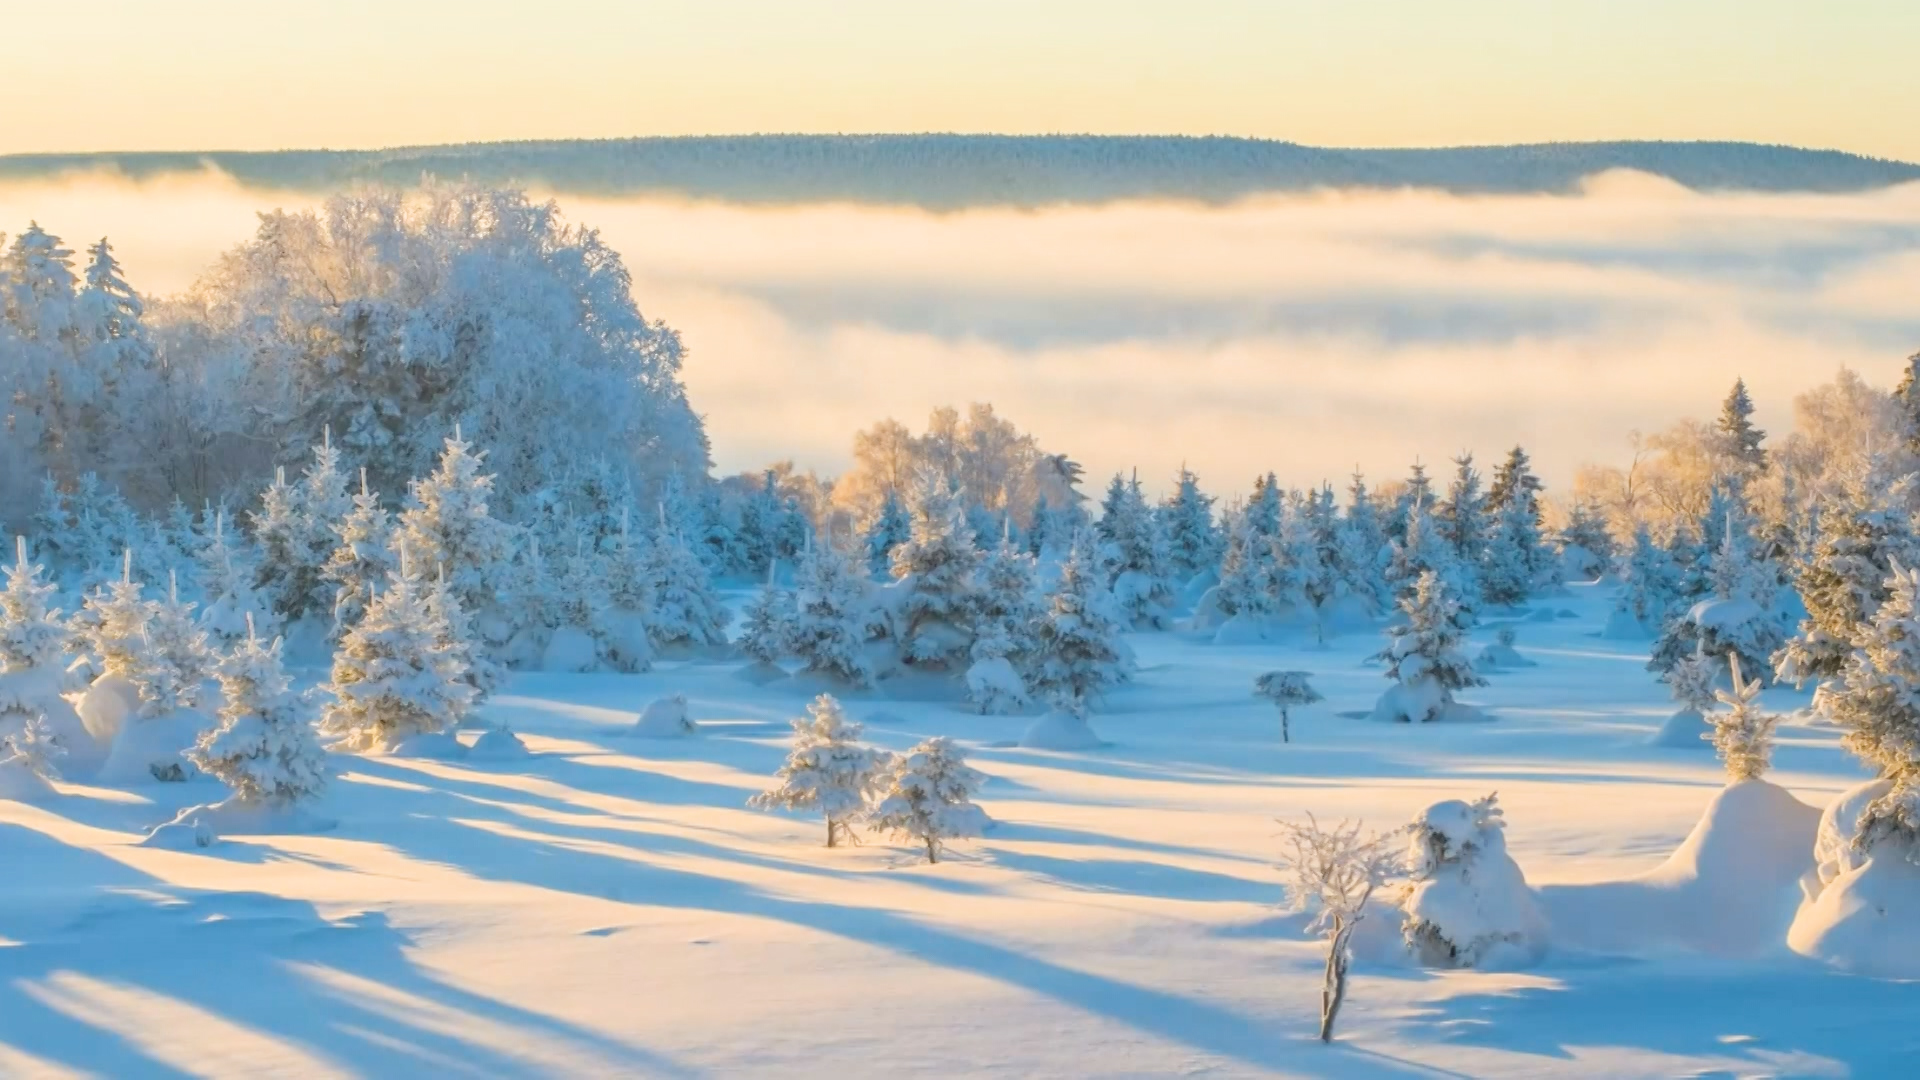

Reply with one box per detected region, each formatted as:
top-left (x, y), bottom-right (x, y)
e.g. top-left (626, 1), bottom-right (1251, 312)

top-left (1, 581), bottom-right (1908, 1078)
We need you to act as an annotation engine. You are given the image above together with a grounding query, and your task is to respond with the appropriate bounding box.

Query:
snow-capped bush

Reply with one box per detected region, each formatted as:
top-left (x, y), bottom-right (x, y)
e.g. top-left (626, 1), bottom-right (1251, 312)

top-left (749, 694), bottom-right (889, 847)
top-left (190, 617), bottom-right (327, 808)
top-left (868, 736), bottom-right (988, 863)
top-left (1370, 571), bottom-right (1485, 724)
top-left (1253, 670), bottom-right (1322, 743)
top-left (1475, 627), bottom-right (1535, 670)
top-left (632, 694), bottom-right (699, 738)
top-left (1401, 794), bottom-right (1546, 968)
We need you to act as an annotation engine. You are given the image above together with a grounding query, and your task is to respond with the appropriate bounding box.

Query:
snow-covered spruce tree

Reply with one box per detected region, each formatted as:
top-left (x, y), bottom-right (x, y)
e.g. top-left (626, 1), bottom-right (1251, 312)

top-left (1481, 493), bottom-right (1541, 608)
top-left (749, 694), bottom-right (889, 848)
top-left (1401, 793), bottom-right (1546, 968)
top-left (1824, 563), bottom-right (1920, 854)
top-left (140, 570), bottom-right (216, 716)
top-left (1554, 499), bottom-right (1618, 580)
top-left (1776, 465), bottom-right (1919, 707)
top-left (1371, 570), bottom-right (1486, 724)
top-left (0, 537), bottom-right (86, 753)
top-left (198, 510), bottom-right (274, 649)
top-left (868, 736), bottom-right (989, 864)
top-left (324, 469), bottom-right (396, 638)
top-left (249, 466), bottom-right (307, 623)
top-left (393, 428), bottom-right (519, 652)
top-left (426, 561), bottom-right (502, 703)
top-left (1335, 470), bottom-right (1392, 617)
top-left (1099, 473), bottom-right (1176, 630)
top-left (1275, 814), bottom-right (1402, 1043)
top-left (789, 537), bottom-right (877, 688)
top-left (1385, 501), bottom-right (1459, 606)
top-left (645, 514), bottom-right (732, 654)
top-left (966, 534), bottom-right (1044, 714)
top-left (1254, 671), bottom-right (1322, 743)
top-left (69, 550), bottom-right (153, 735)
top-left (1651, 648), bottom-right (1720, 750)
top-left (190, 616), bottom-right (327, 809)
top-left (1436, 454), bottom-right (1490, 583)
top-left (1159, 467), bottom-right (1221, 583)
top-left (1717, 377), bottom-right (1768, 479)
top-left (1709, 655), bottom-right (1782, 781)
top-left (886, 469), bottom-right (982, 672)
top-left (1649, 509), bottom-right (1785, 686)
top-left (1, 714), bottom-right (64, 783)
top-left (737, 563), bottom-right (795, 678)
top-left (1270, 500), bottom-right (1328, 632)
top-left (544, 539), bottom-right (614, 673)
top-left (1607, 525), bottom-right (1681, 638)
top-left (600, 510), bottom-right (655, 673)
top-left (1028, 532), bottom-right (1131, 717)
top-left (862, 489), bottom-right (912, 578)
top-left (320, 563), bottom-right (475, 753)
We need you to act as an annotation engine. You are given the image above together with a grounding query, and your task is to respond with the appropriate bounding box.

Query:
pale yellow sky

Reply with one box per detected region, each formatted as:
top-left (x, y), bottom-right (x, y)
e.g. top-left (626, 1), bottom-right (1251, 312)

top-left (4, 1), bottom-right (1915, 159)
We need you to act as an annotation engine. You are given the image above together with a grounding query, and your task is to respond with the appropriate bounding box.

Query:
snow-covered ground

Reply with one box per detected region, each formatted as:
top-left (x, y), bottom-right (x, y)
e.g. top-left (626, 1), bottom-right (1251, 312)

top-left (2, 581), bottom-right (1912, 1078)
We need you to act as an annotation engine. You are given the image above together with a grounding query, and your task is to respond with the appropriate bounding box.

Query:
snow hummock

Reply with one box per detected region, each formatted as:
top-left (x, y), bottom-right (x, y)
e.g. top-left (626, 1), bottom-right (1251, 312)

top-left (1541, 779), bottom-right (1819, 957)
top-left (1788, 778), bottom-right (1920, 977)
top-left (388, 732), bottom-right (470, 760)
top-left (468, 726), bottom-right (531, 760)
top-left (95, 710), bottom-right (210, 786)
top-left (0, 753), bottom-right (56, 800)
top-left (540, 625), bottom-right (600, 674)
top-left (143, 797), bottom-right (339, 850)
top-left (631, 694), bottom-right (700, 738)
top-left (1018, 709), bottom-right (1106, 751)
top-left (1651, 707), bottom-right (1713, 749)
top-left (75, 673), bottom-right (141, 747)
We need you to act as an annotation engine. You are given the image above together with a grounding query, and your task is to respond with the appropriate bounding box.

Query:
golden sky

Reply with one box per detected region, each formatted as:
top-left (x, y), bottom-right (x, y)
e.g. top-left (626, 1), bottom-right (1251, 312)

top-left (4, 0), bottom-right (1915, 159)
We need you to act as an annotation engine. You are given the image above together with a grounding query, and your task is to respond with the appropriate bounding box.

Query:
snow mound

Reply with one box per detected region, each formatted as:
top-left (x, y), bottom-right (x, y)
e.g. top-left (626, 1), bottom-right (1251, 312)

top-left (95, 710), bottom-right (210, 786)
top-left (1369, 682), bottom-right (1486, 724)
top-left (1789, 846), bottom-right (1920, 977)
top-left (1019, 710), bottom-right (1106, 751)
top-left (540, 626), bottom-right (600, 673)
top-left (143, 798), bottom-right (338, 850)
top-left (1810, 778), bottom-right (1887, 889)
top-left (468, 727), bottom-right (531, 760)
top-left (965, 656), bottom-right (1028, 714)
top-left (389, 732), bottom-right (470, 760)
top-left (0, 755), bottom-right (57, 800)
top-left (1476, 639), bottom-right (1535, 670)
top-left (631, 695), bottom-right (700, 738)
top-left (1540, 779), bottom-right (1819, 957)
top-left (1651, 707), bottom-right (1712, 749)
top-left (1403, 796), bottom-right (1547, 969)
top-left (76, 674), bottom-right (141, 746)
top-left (1601, 607), bottom-right (1654, 640)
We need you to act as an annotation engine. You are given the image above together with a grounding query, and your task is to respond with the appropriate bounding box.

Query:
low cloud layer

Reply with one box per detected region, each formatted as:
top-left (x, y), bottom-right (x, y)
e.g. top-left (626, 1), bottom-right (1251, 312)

top-left (4, 168), bottom-right (1917, 496)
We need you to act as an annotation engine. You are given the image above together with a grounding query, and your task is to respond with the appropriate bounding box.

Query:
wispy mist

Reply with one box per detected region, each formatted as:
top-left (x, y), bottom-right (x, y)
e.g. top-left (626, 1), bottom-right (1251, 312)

top-left (4, 168), bottom-right (1916, 495)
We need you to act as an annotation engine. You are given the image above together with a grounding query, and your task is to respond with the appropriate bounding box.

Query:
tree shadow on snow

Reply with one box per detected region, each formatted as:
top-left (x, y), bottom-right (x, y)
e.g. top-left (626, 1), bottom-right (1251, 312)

top-left (0, 822), bottom-right (699, 1078)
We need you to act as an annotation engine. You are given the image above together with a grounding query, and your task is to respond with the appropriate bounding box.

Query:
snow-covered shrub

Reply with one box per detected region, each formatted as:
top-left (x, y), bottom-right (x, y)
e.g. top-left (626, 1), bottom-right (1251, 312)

top-left (749, 694), bottom-right (889, 847)
top-left (632, 694), bottom-right (699, 738)
top-left (868, 736), bottom-right (988, 863)
top-left (1027, 532), bottom-right (1131, 717)
top-left (736, 567), bottom-right (794, 680)
top-left (319, 566), bottom-right (475, 753)
top-left (141, 570), bottom-right (216, 716)
top-left (1649, 511), bottom-right (1785, 687)
top-left (190, 617), bottom-right (327, 808)
top-left (1253, 670), bottom-right (1322, 743)
top-left (1275, 813), bottom-right (1402, 1043)
top-left (1370, 571), bottom-right (1485, 724)
top-left (1475, 627), bottom-right (1535, 670)
top-left (1401, 794), bottom-right (1545, 968)
top-left (1707, 655), bottom-right (1781, 781)
top-left (2, 714), bottom-right (65, 783)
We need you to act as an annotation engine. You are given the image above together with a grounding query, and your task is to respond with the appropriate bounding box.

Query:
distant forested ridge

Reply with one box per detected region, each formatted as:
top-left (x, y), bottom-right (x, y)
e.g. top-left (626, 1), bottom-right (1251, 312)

top-left (3, 136), bottom-right (1916, 207)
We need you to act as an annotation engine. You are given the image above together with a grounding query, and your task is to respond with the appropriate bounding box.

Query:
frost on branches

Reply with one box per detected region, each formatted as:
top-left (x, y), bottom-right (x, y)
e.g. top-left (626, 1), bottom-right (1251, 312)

top-left (1370, 570), bottom-right (1485, 724)
top-left (141, 570), bottom-right (216, 716)
top-left (884, 469), bottom-right (981, 672)
top-left (1708, 655), bottom-right (1782, 781)
top-left (199, 510), bottom-right (275, 649)
top-left (749, 694), bottom-right (889, 847)
top-left (320, 564), bottom-right (475, 753)
top-left (868, 736), bottom-right (988, 864)
top-left (191, 617), bottom-right (327, 808)
top-left (1028, 532), bottom-right (1131, 717)
top-left (1401, 794), bottom-right (1546, 969)
top-left (1275, 814), bottom-right (1401, 1043)
top-left (1824, 562), bottom-right (1920, 857)
top-left (789, 538), bottom-right (877, 689)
